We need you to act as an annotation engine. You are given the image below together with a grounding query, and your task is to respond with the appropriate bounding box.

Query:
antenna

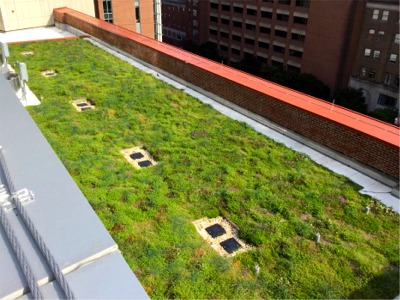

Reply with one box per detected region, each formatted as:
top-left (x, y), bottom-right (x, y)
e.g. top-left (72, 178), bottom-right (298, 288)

top-left (0, 42), bottom-right (10, 68)
top-left (17, 62), bottom-right (29, 104)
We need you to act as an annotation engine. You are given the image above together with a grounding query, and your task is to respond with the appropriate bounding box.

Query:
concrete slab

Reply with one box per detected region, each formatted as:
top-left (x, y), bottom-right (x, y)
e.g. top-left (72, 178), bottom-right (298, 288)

top-left (0, 27), bottom-right (76, 43)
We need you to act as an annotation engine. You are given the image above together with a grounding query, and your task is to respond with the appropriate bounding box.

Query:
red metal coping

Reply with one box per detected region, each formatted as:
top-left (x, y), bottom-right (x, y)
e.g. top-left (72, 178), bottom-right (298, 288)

top-left (54, 7), bottom-right (400, 147)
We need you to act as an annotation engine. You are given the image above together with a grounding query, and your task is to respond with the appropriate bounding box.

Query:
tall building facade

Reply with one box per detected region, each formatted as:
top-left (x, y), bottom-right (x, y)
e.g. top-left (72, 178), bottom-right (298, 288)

top-left (0, 0), bottom-right (94, 31)
top-left (94, 0), bottom-right (161, 40)
top-left (349, 0), bottom-right (399, 112)
top-left (161, 0), bottom-right (208, 47)
top-left (207, 0), bottom-right (365, 94)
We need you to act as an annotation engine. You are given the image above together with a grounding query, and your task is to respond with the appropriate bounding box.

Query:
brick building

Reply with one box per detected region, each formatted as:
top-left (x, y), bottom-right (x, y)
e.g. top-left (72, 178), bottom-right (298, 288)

top-left (161, 0), bottom-right (208, 47)
top-left (349, 0), bottom-right (399, 112)
top-left (206, 0), bottom-right (365, 95)
top-left (94, 0), bottom-right (162, 40)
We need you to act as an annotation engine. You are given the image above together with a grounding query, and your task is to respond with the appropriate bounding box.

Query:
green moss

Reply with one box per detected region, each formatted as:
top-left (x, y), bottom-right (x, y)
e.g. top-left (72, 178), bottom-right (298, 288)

top-left (9, 39), bottom-right (399, 299)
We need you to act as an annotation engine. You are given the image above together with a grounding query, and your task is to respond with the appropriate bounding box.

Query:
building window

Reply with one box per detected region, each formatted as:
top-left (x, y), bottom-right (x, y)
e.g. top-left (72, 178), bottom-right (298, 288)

top-left (210, 2), bottom-right (218, 9)
top-left (221, 18), bottom-right (229, 25)
top-left (209, 29), bottom-right (217, 36)
top-left (247, 8), bottom-right (257, 16)
top-left (233, 21), bottom-right (242, 28)
top-left (368, 69), bottom-right (376, 79)
top-left (232, 48), bottom-right (240, 55)
top-left (258, 41), bottom-right (269, 49)
top-left (234, 6), bottom-right (243, 13)
top-left (135, 0), bottom-right (140, 23)
top-left (245, 38), bottom-right (255, 45)
top-left (275, 29), bottom-right (287, 38)
top-left (389, 53), bottom-right (397, 62)
top-left (260, 27), bottom-right (271, 34)
top-left (372, 9), bottom-right (379, 20)
top-left (257, 56), bottom-right (268, 63)
top-left (273, 45), bottom-right (285, 53)
top-left (382, 10), bottom-right (389, 21)
top-left (232, 35), bottom-right (241, 42)
top-left (277, 13), bottom-right (289, 22)
top-left (289, 49), bottom-right (303, 58)
top-left (378, 94), bottom-right (397, 107)
top-left (292, 32), bottom-right (305, 41)
top-left (395, 76), bottom-right (399, 88)
top-left (384, 73), bottom-right (392, 85)
top-left (373, 50), bottom-right (380, 59)
top-left (220, 32), bottom-right (228, 38)
top-left (278, 0), bottom-right (291, 5)
top-left (261, 11), bottom-right (273, 18)
top-left (367, 29), bottom-right (375, 39)
top-left (103, 0), bottom-right (113, 23)
top-left (222, 4), bottom-right (230, 11)
top-left (364, 48), bottom-right (371, 57)
top-left (360, 67), bottom-right (367, 78)
top-left (394, 33), bottom-right (400, 44)
top-left (220, 45), bottom-right (228, 51)
top-left (210, 16), bottom-right (218, 23)
top-left (293, 16), bottom-right (308, 25)
top-left (287, 65), bottom-right (301, 73)
top-left (271, 60), bottom-right (284, 67)
top-left (295, 0), bottom-right (310, 8)
top-left (246, 23), bottom-right (256, 31)
top-left (377, 31), bottom-right (384, 41)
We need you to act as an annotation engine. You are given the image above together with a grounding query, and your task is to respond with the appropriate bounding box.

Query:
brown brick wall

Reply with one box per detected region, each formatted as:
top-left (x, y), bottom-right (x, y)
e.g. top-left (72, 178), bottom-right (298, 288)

top-left (54, 8), bottom-right (400, 180)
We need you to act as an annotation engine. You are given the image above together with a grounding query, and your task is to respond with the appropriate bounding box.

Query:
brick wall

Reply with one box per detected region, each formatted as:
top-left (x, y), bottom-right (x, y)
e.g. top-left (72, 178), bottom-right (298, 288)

top-left (54, 8), bottom-right (400, 180)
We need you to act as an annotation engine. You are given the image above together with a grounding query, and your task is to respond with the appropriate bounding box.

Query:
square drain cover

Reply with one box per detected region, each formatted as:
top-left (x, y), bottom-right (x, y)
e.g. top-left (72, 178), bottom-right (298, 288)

top-left (220, 238), bottom-right (241, 254)
top-left (130, 152), bottom-right (144, 160)
top-left (205, 224), bottom-right (226, 238)
top-left (138, 160), bottom-right (152, 167)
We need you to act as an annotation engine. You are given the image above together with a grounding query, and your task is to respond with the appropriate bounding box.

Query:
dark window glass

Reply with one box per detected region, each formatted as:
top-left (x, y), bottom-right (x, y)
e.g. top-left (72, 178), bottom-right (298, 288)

top-left (289, 49), bottom-right (303, 58)
top-left (210, 3), bottom-right (218, 9)
top-left (246, 23), bottom-right (256, 31)
top-left (233, 35), bottom-right (241, 42)
top-left (221, 18), bottom-right (230, 25)
top-left (295, 0), bottom-right (309, 7)
top-left (261, 11), bottom-right (272, 18)
top-left (258, 41), bottom-right (269, 49)
top-left (247, 8), bottom-right (257, 16)
top-left (278, 0), bottom-right (291, 5)
top-left (232, 48), bottom-right (241, 55)
top-left (275, 29), bottom-right (287, 38)
top-left (291, 32), bottom-right (305, 41)
top-left (260, 27), bottom-right (271, 34)
top-left (210, 16), bottom-right (218, 23)
top-left (273, 45), bottom-right (285, 53)
top-left (277, 14), bottom-right (289, 22)
top-left (234, 6), bottom-right (243, 13)
top-left (222, 4), bottom-right (230, 11)
top-left (378, 94), bottom-right (397, 107)
top-left (233, 20), bottom-right (242, 28)
top-left (293, 16), bottom-right (308, 24)
top-left (245, 38), bottom-right (255, 45)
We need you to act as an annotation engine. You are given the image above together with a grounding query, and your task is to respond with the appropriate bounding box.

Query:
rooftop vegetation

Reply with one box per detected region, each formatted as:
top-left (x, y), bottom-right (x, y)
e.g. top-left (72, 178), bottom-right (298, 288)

top-left (9, 39), bottom-right (399, 299)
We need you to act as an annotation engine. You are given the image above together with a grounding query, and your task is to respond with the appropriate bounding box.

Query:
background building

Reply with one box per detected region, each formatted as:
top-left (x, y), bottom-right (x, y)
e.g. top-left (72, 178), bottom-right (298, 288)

top-left (161, 0), bottom-right (208, 47)
top-left (349, 0), bottom-right (399, 112)
top-left (94, 0), bottom-right (161, 40)
top-left (206, 0), bottom-right (365, 95)
top-left (0, 0), bottom-right (94, 31)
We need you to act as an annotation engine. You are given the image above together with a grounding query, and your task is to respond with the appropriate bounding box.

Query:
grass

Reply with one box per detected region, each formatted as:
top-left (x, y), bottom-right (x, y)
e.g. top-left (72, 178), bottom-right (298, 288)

top-left (9, 39), bottom-right (399, 299)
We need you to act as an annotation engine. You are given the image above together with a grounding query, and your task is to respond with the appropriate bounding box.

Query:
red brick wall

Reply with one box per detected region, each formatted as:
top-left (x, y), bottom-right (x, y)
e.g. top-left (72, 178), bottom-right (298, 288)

top-left (54, 8), bottom-right (400, 180)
